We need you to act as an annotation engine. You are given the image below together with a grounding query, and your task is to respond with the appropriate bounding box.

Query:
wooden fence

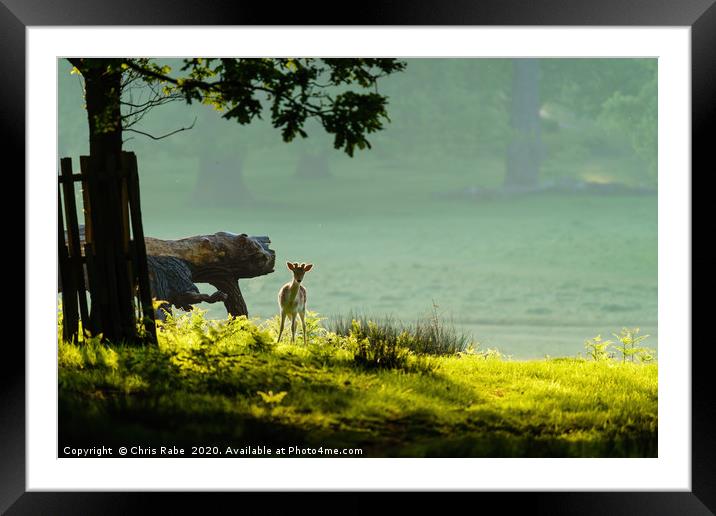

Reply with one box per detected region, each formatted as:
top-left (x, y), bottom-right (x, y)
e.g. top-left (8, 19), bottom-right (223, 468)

top-left (58, 151), bottom-right (156, 344)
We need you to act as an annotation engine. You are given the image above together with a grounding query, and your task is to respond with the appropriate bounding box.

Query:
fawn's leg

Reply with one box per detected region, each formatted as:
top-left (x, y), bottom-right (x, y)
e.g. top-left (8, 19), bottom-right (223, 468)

top-left (277, 312), bottom-right (286, 342)
top-left (291, 315), bottom-right (297, 343)
top-left (299, 311), bottom-right (307, 346)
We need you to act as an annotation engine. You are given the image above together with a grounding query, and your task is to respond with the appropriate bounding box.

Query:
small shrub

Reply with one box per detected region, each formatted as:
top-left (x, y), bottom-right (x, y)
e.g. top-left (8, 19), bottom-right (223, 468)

top-left (306, 336), bottom-right (346, 363)
top-left (457, 342), bottom-right (505, 360)
top-left (58, 331), bottom-right (119, 370)
top-left (330, 306), bottom-right (471, 356)
top-left (412, 304), bottom-right (472, 355)
top-left (584, 335), bottom-right (615, 361)
top-left (613, 327), bottom-right (655, 363)
top-left (580, 328), bottom-right (655, 364)
top-left (159, 309), bottom-right (275, 353)
top-left (349, 320), bottom-right (412, 370)
top-left (341, 320), bottom-right (435, 373)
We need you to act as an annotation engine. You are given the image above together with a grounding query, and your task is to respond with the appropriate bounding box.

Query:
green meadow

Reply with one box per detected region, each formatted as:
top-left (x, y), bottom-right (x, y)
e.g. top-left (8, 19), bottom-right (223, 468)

top-left (135, 151), bottom-right (657, 359)
top-left (59, 311), bottom-right (657, 457)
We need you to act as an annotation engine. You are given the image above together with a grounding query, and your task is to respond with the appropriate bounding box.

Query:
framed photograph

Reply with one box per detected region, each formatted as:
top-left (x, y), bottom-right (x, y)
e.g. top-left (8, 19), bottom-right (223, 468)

top-left (7, 0), bottom-right (711, 512)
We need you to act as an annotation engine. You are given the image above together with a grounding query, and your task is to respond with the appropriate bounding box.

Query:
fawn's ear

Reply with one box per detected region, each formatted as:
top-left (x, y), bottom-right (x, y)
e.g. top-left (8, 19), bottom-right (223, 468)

top-left (287, 261), bottom-right (295, 270)
top-left (303, 263), bottom-right (313, 272)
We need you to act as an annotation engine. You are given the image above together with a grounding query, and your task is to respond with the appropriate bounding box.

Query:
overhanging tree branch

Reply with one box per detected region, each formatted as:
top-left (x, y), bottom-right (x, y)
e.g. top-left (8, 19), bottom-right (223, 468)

top-left (124, 117), bottom-right (197, 141)
top-left (120, 58), bottom-right (405, 156)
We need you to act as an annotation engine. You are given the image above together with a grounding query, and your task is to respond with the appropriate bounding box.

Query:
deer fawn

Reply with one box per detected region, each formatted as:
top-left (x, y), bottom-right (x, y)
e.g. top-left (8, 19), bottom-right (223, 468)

top-left (277, 261), bottom-right (313, 344)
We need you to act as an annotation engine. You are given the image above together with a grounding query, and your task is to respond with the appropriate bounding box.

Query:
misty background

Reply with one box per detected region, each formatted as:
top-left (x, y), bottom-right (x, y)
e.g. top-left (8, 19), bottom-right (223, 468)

top-left (58, 58), bottom-right (657, 359)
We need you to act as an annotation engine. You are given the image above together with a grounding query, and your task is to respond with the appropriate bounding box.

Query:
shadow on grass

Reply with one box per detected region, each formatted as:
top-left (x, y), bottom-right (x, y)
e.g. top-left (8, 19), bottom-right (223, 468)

top-left (59, 343), bottom-right (656, 458)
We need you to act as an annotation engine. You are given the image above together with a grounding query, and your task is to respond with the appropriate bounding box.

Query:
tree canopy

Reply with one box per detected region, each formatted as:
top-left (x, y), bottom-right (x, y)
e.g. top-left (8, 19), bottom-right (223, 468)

top-left (98, 58), bottom-right (407, 157)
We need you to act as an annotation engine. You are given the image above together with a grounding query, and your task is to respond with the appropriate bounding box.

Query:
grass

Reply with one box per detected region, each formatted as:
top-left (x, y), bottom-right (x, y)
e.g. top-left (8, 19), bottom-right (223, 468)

top-left (59, 311), bottom-right (658, 457)
top-left (330, 305), bottom-right (472, 356)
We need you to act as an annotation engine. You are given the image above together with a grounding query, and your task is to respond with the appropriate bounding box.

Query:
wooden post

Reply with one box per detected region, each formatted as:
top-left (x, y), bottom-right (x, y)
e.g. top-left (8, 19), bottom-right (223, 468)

top-left (81, 169), bottom-right (93, 248)
top-left (124, 151), bottom-right (157, 343)
top-left (83, 241), bottom-right (100, 335)
top-left (104, 153), bottom-right (135, 339)
top-left (58, 186), bottom-right (78, 342)
top-left (60, 158), bottom-right (90, 332)
top-left (79, 156), bottom-right (101, 336)
top-left (120, 168), bottom-right (136, 328)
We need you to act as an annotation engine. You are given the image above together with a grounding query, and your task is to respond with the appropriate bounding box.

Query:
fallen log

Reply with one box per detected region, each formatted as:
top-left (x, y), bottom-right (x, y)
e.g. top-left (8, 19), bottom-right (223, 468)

top-left (146, 255), bottom-right (228, 319)
top-left (144, 231), bottom-right (275, 317)
top-left (60, 227), bottom-right (276, 318)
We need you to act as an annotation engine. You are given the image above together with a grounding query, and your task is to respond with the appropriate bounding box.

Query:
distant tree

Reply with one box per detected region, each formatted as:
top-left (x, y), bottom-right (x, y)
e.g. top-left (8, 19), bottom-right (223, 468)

top-left (65, 57), bottom-right (406, 344)
top-left (359, 59), bottom-right (512, 165)
top-left (505, 59), bottom-right (543, 188)
top-left (193, 152), bottom-right (254, 206)
top-left (501, 58), bottom-right (658, 188)
top-left (597, 69), bottom-right (657, 182)
top-left (541, 59), bottom-right (657, 183)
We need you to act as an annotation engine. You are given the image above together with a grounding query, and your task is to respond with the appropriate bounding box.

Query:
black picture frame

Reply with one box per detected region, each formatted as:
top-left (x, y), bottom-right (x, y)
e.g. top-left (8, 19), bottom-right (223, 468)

top-left (5, 0), bottom-right (711, 513)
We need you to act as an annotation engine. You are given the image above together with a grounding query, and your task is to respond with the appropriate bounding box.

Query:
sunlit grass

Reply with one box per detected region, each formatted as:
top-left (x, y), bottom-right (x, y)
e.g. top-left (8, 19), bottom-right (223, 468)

top-left (59, 311), bottom-right (657, 457)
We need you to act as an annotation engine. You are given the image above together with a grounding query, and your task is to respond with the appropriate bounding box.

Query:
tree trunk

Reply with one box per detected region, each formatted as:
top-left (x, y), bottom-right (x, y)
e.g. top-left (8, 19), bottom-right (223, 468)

top-left (505, 59), bottom-right (543, 189)
top-left (78, 58), bottom-right (140, 343)
top-left (193, 153), bottom-right (253, 206)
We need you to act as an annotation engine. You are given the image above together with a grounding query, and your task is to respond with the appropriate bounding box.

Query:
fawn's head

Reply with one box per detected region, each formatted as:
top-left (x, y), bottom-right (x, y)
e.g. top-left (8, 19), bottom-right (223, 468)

top-left (287, 261), bottom-right (313, 284)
